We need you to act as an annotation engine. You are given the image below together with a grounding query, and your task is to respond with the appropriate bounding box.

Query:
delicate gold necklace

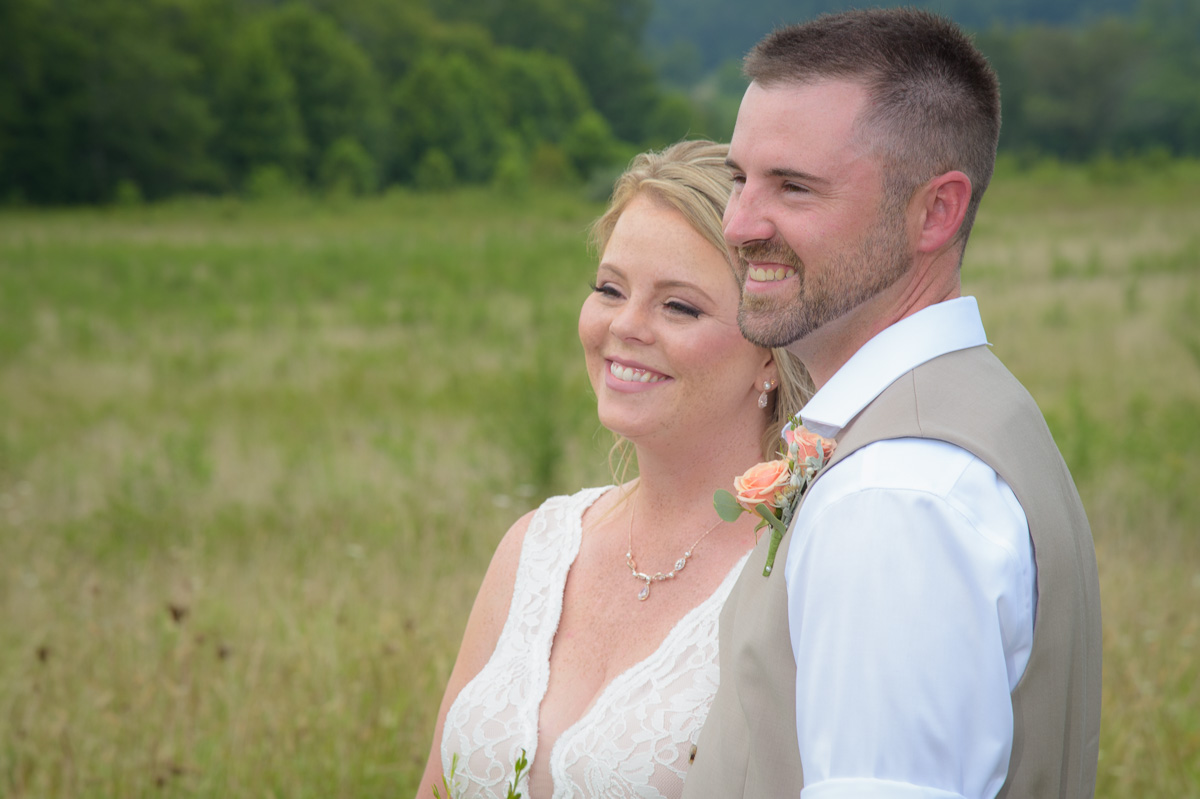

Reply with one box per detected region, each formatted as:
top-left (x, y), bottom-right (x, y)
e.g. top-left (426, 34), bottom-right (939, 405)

top-left (625, 507), bottom-right (722, 601)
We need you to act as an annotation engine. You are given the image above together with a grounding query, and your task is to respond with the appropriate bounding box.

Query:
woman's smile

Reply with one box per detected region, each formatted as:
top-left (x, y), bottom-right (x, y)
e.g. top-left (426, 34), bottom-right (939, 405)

top-left (606, 358), bottom-right (671, 390)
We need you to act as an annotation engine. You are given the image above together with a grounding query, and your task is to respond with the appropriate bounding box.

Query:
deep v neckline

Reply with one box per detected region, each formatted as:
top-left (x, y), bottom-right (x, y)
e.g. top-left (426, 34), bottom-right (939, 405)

top-left (440, 487), bottom-right (749, 799)
top-left (530, 488), bottom-right (750, 798)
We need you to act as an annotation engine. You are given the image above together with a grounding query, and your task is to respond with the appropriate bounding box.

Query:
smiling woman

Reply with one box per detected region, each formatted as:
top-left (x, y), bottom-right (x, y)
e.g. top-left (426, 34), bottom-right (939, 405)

top-left (412, 140), bottom-right (812, 799)
top-left (579, 194), bottom-right (771, 449)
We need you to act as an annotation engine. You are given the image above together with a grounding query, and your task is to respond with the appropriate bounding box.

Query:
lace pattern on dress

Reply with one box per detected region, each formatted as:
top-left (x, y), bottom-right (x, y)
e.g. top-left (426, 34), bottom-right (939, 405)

top-left (441, 487), bottom-right (747, 799)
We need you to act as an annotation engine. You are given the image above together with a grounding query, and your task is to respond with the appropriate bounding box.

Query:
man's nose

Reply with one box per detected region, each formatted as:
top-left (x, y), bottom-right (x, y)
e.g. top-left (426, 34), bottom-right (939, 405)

top-left (723, 185), bottom-right (776, 248)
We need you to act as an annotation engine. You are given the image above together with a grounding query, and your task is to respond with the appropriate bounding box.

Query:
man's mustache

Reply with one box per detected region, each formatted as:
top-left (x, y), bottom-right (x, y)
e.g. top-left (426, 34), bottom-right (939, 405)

top-left (736, 241), bottom-right (803, 269)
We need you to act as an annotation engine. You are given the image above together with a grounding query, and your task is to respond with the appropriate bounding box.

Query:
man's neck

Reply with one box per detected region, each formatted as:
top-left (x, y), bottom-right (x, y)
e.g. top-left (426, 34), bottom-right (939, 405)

top-left (792, 269), bottom-right (963, 391)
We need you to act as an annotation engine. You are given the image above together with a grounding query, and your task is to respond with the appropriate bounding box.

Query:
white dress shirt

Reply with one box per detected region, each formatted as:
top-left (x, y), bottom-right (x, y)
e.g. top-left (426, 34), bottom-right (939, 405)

top-left (786, 297), bottom-right (1037, 799)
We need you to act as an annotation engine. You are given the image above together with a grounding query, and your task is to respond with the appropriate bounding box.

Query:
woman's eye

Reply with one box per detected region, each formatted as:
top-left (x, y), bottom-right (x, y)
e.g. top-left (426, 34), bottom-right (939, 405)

top-left (665, 301), bottom-right (701, 318)
top-left (589, 281), bottom-right (623, 299)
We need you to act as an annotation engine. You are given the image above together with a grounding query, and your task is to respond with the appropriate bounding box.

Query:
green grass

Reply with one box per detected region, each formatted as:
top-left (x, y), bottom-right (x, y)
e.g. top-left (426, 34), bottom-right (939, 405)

top-left (1, 164), bottom-right (1199, 797)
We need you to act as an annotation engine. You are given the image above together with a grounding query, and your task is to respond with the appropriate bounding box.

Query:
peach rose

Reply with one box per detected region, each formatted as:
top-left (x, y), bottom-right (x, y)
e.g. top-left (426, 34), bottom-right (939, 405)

top-left (733, 459), bottom-right (792, 512)
top-left (785, 425), bottom-right (836, 463)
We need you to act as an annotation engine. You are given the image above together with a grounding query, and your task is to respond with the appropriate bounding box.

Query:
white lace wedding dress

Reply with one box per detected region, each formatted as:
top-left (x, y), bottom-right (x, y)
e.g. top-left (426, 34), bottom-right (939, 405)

top-left (440, 486), bottom-right (748, 799)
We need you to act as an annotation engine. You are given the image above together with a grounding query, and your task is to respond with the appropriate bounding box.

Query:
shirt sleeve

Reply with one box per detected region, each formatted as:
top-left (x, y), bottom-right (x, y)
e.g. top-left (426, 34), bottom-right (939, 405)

top-left (784, 438), bottom-right (1035, 799)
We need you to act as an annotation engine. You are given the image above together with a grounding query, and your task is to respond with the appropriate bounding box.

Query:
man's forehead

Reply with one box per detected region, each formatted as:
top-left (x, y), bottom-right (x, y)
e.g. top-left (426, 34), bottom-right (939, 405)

top-left (729, 80), bottom-right (870, 168)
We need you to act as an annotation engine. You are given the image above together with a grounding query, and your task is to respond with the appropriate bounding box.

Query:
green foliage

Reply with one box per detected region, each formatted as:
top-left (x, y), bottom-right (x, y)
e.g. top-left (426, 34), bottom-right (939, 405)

top-left (0, 0), bottom-right (220, 202)
top-left (394, 52), bottom-right (507, 183)
top-left (244, 164), bottom-right (299, 201)
top-left (530, 143), bottom-right (578, 187)
top-left (432, 0), bottom-right (662, 142)
top-left (432, 753), bottom-right (462, 799)
top-left (655, 1), bottom-right (1200, 164)
top-left (318, 137), bottom-right (377, 196)
top-left (496, 48), bottom-right (591, 147)
top-left (645, 0), bottom-right (1144, 75)
top-left (508, 749), bottom-right (530, 798)
top-left (492, 136), bottom-right (532, 197)
top-left (414, 149), bottom-right (456, 192)
top-left (265, 3), bottom-right (387, 183)
top-left (562, 111), bottom-right (622, 181)
top-left (643, 90), bottom-right (702, 147)
top-left (5, 0), bottom-right (1200, 203)
top-left (112, 179), bottom-right (144, 207)
top-left (213, 20), bottom-right (308, 187)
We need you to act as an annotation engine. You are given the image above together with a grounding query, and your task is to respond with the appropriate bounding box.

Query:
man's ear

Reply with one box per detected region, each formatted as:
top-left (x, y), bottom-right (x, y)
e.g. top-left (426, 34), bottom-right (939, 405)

top-left (915, 170), bottom-right (971, 254)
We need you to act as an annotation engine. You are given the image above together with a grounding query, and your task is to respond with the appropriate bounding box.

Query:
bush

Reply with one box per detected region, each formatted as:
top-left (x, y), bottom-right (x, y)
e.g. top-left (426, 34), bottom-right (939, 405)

top-left (530, 143), bottom-right (577, 188)
top-left (319, 137), bottom-right (377, 196)
top-left (113, 179), bottom-right (144, 207)
top-left (562, 111), bottom-right (620, 181)
top-left (414, 149), bottom-right (455, 192)
top-left (492, 139), bottom-right (531, 197)
top-left (244, 165), bottom-right (297, 200)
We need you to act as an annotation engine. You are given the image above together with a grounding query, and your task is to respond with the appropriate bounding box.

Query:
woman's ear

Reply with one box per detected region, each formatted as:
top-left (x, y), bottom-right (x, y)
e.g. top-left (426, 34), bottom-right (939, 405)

top-left (759, 351), bottom-right (779, 396)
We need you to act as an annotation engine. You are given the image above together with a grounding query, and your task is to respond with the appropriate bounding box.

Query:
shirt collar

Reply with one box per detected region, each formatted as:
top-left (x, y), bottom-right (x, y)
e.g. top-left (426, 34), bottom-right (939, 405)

top-left (799, 297), bottom-right (989, 438)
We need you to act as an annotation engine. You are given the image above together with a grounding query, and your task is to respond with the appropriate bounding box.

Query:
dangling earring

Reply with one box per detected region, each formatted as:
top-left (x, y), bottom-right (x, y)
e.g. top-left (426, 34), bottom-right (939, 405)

top-left (757, 379), bottom-right (776, 409)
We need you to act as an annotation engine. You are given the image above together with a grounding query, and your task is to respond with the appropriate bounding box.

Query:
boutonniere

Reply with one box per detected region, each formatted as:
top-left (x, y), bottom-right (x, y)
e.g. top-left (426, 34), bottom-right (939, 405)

top-left (714, 417), bottom-right (836, 577)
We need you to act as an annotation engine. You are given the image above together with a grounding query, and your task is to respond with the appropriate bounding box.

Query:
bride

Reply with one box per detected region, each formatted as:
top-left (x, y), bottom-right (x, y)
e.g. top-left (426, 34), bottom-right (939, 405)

top-left (414, 140), bottom-right (811, 799)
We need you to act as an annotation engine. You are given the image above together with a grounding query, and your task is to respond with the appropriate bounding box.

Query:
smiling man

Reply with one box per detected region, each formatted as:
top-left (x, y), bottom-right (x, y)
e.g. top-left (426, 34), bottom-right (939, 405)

top-left (683, 9), bottom-right (1102, 799)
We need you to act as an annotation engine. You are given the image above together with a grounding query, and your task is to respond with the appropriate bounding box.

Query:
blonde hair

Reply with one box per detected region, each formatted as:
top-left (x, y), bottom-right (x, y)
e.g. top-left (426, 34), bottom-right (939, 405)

top-left (589, 140), bottom-right (813, 481)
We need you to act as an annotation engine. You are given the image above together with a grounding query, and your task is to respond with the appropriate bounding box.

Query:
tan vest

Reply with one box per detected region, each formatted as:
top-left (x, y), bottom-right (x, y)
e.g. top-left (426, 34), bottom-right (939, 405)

top-left (682, 345), bottom-right (1102, 798)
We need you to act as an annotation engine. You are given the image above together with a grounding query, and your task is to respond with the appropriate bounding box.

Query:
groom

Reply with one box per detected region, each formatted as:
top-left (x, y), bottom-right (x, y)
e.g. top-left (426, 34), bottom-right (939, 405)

top-left (684, 9), bottom-right (1101, 799)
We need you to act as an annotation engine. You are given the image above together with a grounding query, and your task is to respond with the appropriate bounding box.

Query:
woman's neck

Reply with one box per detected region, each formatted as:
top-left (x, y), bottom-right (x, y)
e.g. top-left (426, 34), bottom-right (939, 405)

top-left (627, 432), bottom-right (767, 525)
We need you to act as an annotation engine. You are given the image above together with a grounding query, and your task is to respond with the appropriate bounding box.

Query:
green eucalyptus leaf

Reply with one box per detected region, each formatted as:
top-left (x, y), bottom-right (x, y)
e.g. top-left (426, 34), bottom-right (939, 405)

top-left (754, 503), bottom-right (788, 534)
top-left (713, 489), bottom-right (745, 522)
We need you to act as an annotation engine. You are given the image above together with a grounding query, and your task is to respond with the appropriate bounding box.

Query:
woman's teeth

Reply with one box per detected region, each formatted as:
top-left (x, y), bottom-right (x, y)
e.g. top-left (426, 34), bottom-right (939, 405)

top-left (610, 362), bottom-right (665, 383)
top-left (749, 266), bottom-right (797, 282)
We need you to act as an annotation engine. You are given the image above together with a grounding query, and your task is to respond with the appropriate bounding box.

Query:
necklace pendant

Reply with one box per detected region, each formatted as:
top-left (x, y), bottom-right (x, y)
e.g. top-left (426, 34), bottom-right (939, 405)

top-left (637, 582), bottom-right (651, 601)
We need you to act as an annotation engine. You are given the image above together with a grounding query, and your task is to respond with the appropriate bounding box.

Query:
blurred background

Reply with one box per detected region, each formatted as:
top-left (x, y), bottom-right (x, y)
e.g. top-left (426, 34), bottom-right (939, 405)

top-left (1, 1), bottom-right (1198, 797)
top-left (1, 0), bottom-right (1199, 203)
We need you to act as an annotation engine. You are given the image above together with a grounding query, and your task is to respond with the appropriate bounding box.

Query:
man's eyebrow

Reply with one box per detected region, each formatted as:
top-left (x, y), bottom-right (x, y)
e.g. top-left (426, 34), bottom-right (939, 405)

top-left (725, 158), bottom-right (828, 186)
top-left (767, 166), bottom-right (828, 185)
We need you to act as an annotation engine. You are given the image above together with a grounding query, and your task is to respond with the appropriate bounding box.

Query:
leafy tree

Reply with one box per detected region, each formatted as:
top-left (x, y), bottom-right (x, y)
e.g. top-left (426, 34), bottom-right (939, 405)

top-left (643, 90), bottom-right (702, 147)
top-left (1122, 0), bottom-right (1200, 154)
top-left (392, 51), bottom-right (508, 183)
top-left (319, 136), bottom-right (377, 195)
top-left (414, 148), bottom-right (455, 191)
top-left (0, 0), bottom-right (216, 202)
top-left (212, 21), bottom-right (308, 188)
top-left (265, 3), bottom-right (387, 182)
top-left (496, 48), bottom-right (590, 148)
top-left (431, 0), bottom-right (662, 142)
top-left (562, 110), bottom-right (621, 179)
top-left (306, 0), bottom-right (442, 86)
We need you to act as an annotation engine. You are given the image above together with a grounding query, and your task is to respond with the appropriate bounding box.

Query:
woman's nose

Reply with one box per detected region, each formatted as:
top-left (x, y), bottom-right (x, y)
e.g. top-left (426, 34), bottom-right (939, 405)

top-left (609, 299), bottom-right (653, 344)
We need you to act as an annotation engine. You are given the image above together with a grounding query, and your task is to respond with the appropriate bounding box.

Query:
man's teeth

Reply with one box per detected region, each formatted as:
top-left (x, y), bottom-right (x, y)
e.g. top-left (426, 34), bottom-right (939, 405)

top-left (749, 266), bottom-right (797, 282)
top-left (610, 362), bottom-right (665, 383)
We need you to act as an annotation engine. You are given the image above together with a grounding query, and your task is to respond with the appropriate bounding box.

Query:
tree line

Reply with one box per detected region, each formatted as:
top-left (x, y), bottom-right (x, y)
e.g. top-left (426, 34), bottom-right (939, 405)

top-left (1, 0), bottom-right (1197, 205)
top-left (0, 0), bottom-right (673, 204)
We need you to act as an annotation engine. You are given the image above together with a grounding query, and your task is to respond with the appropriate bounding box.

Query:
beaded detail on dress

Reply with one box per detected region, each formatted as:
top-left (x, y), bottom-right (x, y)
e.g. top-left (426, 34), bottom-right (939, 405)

top-left (441, 487), bottom-right (748, 799)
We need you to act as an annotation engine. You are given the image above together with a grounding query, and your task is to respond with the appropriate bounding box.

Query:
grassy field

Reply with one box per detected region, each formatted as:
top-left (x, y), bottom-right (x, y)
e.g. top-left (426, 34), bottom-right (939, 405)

top-left (1, 160), bottom-right (1198, 797)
